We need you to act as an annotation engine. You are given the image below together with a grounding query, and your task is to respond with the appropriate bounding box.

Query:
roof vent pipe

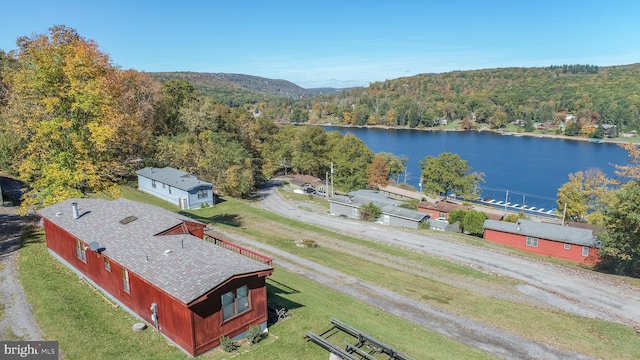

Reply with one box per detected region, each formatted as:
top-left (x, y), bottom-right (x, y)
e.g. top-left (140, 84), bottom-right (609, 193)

top-left (516, 221), bottom-right (521, 231)
top-left (72, 202), bottom-right (79, 219)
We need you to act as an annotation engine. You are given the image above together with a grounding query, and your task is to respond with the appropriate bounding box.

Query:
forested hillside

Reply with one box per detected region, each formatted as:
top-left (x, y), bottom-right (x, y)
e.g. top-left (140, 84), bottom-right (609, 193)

top-left (295, 64), bottom-right (640, 133)
top-left (150, 72), bottom-right (343, 106)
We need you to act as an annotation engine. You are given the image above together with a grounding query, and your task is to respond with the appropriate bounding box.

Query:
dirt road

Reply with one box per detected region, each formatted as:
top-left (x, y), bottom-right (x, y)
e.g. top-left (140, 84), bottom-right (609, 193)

top-left (0, 176), bottom-right (43, 341)
top-left (257, 180), bottom-right (640, 330)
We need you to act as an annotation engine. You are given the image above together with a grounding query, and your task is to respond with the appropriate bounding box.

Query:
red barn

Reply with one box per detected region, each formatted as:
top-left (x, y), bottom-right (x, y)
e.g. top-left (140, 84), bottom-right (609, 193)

top-left (483, 219), bottom-right (601, 265)
top-left (37, 198), bottom-right (273, 356)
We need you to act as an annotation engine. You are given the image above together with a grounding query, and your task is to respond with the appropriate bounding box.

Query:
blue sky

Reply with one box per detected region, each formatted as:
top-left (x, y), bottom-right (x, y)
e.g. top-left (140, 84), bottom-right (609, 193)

top-left (2, 1), bottom-right (640, 88)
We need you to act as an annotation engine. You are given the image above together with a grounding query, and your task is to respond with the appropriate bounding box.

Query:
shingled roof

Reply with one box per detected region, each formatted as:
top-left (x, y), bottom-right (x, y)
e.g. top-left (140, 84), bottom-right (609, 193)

top-left (38, 198), bottom-right (272, 304)
top-left (483, 219), bottom-right (601, 247)
top-left (136, 167), bottom-right (213, 192)
top-left (330, 190), bottom-right (429, 222)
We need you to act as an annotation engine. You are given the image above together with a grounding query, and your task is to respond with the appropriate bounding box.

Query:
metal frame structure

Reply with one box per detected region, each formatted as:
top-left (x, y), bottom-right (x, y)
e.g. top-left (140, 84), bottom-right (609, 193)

top-left (304, 318), bottom-right (415, 360)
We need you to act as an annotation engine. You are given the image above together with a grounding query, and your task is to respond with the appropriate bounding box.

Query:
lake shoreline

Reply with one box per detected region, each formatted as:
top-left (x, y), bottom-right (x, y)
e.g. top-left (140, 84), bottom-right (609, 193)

top-left (295, 122), bottom-right (638, 146)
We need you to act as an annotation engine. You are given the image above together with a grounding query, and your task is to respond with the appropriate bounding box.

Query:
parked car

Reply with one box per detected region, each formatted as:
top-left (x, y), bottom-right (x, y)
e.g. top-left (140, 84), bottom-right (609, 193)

top-left (317, 190), bottom-right (327, 197)
top-left (303, 187), bottom-right (316, 194)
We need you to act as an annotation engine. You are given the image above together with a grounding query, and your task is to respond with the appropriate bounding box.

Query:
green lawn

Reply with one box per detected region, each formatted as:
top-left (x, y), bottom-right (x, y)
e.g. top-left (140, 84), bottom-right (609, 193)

top-left (19, 186), bottom-right (640, 360)
top-left (17, 224), bottom-right (490, 359)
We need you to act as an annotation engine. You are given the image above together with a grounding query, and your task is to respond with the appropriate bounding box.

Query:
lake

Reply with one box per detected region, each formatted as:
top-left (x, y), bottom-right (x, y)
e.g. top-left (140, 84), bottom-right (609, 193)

top-left (322, 126), bottom-right (631, 212)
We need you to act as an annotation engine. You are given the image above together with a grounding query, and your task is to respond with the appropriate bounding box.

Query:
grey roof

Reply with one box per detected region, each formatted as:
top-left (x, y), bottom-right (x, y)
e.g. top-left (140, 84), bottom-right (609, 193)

top-left (136, 167), bottom-right (213, 192)
top-left (38, 198), bottom-right (272, 304)
top-left (330, 191), bottom-right (428, 222)
top-left (483, 219), bottom-right (601, 247)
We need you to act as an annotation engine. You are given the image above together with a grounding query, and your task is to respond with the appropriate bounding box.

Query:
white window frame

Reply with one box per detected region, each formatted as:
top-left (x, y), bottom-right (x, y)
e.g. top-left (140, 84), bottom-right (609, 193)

top-left (104, 257), bottom-right (111, 272)
top-left (352, 207), bottom-right (359, 216)
top-left (75, 239), bottom-right (87, 262)
top-left (563, 243), bottom-right (571, 250)
top-left (525, 236), bottom-right (539, 248)
top-left (582, 246), bottom-right (589, 257)
top-left (222, 285), bottom-right (250, 321)
top-left (197, 188), bottom-right (208, 199)
top-left (122, 269), bottom-right (130, 293)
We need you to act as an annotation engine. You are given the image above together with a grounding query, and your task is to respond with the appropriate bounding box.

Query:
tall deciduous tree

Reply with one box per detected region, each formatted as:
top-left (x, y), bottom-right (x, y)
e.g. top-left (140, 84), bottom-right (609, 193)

top-left (556, 169), bottom-right (615, 223)
top-left (419, 152), bottom-right (482, 200)
top-left (366, 154), bottom-right (389, 189)
top-left (3, 26), bottom-right (138, 213)
top-left (331, 133), bottom-right (374, 192)
top-left (601, 181), bottom-right (640, 277)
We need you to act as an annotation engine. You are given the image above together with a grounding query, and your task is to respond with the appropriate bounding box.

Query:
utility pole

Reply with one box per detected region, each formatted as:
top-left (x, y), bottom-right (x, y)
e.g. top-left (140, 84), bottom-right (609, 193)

top-left (330, 162), bottom-right (334, 197)
top-left (562, 202), bottom-right (567, 226)
top-left (504, 189), bottom-right (509, 214)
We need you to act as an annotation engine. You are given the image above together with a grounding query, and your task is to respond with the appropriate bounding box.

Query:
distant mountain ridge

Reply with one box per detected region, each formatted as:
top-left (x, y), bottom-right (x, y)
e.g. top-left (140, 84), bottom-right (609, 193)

top-left (150, 72), bottom-right (345, 100)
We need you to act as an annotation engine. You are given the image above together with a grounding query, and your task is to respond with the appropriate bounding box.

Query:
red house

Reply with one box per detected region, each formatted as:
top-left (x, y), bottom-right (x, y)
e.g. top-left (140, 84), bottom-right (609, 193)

top-left (416, 201), bottom-right (472, 220)
top-left (482, 219), bottom-right (601, 265)
top-left (37, 198), bottom-right (273, 356)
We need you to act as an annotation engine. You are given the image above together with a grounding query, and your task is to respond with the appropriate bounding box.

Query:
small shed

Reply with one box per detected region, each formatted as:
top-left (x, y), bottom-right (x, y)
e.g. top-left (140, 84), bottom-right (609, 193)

top-left (483, 219), bottom-right (601, 264)
top-left (136, 167), bottom-right (214, 209)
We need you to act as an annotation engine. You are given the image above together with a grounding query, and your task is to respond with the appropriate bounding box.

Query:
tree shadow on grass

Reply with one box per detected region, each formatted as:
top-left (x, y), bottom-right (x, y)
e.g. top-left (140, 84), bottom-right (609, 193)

top-left (179, 212), bottom-right (243, 228)
top-left (266, 278), bottom-right (303, 326)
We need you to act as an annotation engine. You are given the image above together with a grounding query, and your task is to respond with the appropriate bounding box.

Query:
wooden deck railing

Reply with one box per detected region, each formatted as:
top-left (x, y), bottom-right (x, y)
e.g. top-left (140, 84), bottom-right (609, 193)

top-left (204, 232), bottom-right (273, 266)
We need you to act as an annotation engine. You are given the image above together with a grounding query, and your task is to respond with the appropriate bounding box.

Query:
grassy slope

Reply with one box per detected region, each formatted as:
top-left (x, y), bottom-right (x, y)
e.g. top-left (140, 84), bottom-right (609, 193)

top-left (16, 186), bottom-right (640, 359)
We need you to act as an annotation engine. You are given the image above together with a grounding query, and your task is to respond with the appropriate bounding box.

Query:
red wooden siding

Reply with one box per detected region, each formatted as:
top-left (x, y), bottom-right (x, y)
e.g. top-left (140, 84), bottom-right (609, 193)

top-left (484, 229), bottom-right (599, 265)
top-left (42, 219), bottom-right (196, 353)
top-left (190, 276), bottom-right (269, 355)
top-left (42, 216), bottom-right (272, 357)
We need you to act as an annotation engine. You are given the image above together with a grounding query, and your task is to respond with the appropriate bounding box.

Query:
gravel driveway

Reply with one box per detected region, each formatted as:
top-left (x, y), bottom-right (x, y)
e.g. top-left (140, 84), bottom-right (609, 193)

top-left (0, 176), bottom-right (43, 341)
top-left (257, 180), bottom-right (640, 329)
top-left (216, 179), bottom-right (640, 359)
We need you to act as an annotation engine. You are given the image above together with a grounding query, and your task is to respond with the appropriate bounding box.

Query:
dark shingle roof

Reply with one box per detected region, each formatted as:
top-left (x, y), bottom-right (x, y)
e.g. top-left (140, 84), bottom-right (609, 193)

top-left (483, 219), bottom-right (601, 247)
top-left (136, 167), bottom-right (213, 192)
top-left (38, 198), bottom-right (272, 304)
top-left (330, 190), bottom-right (428, 222)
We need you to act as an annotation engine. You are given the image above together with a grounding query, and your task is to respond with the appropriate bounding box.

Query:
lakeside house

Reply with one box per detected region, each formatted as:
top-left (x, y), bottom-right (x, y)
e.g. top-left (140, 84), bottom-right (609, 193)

top-left (136, 167), bottom-right (214, 210)
top-left (329, 190), bottom-right (429, 229)
top-left (37, 198), bottom-right (273, 356)
top-left (482, 219), bottom-right (601, 264)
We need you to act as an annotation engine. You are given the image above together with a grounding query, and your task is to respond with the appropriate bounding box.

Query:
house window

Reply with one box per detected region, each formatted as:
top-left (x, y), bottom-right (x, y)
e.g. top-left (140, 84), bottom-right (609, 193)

top-left (525, 236), bottom-right (539, 247)
top-left (152, 180), bottom-right (157, 188)
top-left (197, 189), bottom-right (208, 199)
top-left (352, 207), bottom-right (359, 216)
top-left (122, 269), bottom-right (130, 293)
top-left (222, 285), bottom-right (250, 321)
top-left (75, 239), bottom-right (86, 262)
top-left (168, 186), bottom-right (172, 194)
top-left (563, 243), bottom-right (571, 250)
top-left (104, 257), bottom-right (111, 272)
top-left (582, 246), bottom-right (589, 257)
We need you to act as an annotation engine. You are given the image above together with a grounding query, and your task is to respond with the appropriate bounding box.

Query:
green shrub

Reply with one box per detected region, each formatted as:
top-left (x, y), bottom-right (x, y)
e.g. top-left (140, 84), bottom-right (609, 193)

top-left (359, 202), bottom-right (382, 221)
top-left (220, 336), bottom-right (238, 352)
top-left (247, 325), bottom-right (264, 345)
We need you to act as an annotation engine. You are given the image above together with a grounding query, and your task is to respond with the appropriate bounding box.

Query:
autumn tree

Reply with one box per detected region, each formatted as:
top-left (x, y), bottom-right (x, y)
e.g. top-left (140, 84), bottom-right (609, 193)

top-left (366, 154), bottom-right (389, 189)
top-left (154, 79), bottom-right (197, 135)
top-left (2, 26), bottom-right (144, 213)
top-left (555, 169), bottom-right (615, 223)
top-left (419, 152), bottom-right (482, 200)
top-left (330, 133), bottom-right (374, 192)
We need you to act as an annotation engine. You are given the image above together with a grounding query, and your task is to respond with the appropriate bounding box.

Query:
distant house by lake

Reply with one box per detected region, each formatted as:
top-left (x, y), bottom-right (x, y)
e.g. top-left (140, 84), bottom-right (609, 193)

top-left (329, 190), bottom-right (429, 229)
top-left (483, 219), bottom-right (601, 264)
top-left (137, 167), bottom-right (214, 210)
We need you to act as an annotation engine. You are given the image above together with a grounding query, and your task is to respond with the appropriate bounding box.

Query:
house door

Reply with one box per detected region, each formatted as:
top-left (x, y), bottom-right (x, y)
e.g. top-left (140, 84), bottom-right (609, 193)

top-left (383, 215), bottom-right (390, 225)
top-left (179, 198), bottom-right (188, 210)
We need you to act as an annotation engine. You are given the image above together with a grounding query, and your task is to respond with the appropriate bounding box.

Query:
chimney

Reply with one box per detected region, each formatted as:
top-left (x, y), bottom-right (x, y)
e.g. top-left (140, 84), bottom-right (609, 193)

top-left (72, 202), bottom-right (79, 219)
